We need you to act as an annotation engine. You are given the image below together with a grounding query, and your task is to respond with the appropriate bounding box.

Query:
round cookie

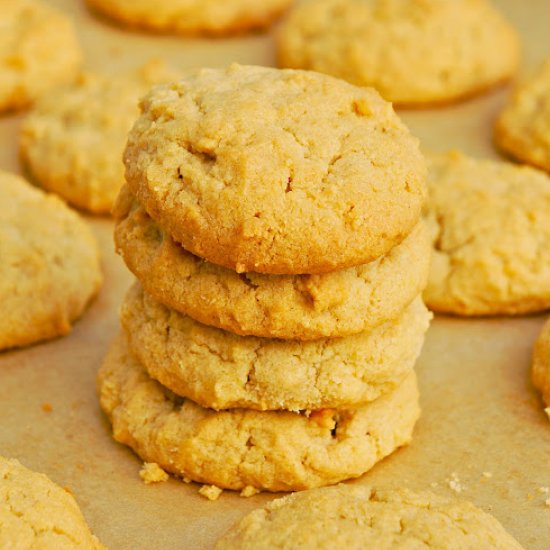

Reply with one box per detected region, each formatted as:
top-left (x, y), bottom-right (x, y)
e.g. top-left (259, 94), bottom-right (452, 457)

top-left (86, 0), bottom-right (293, 35)
top-left (124, 64), bottom-right (426, 275)
top-left (0, 456), bottom-right (105, 549)
top-left (0, 171), bottom-right (102, 350)
top-left (98, 335), bottom-right (420, 492)
top-left (20, 61), bottom-right (180, 214)
top-left (277, 0), bottom-right (520, 107)
top-left (0, 0), bottom-right (81, 113)
top-left (531, 317), bottom-right (550, 420)
top-left (120, 282), bottom-right (431, 411)
top-left (114, 189), bottom-right (431, 339)
top-left (495, 58), bottom-right (550, 173)
top-left (216, 485), bottom-right (524, 550)
top-left (423, 151), bottom-right (550, 316)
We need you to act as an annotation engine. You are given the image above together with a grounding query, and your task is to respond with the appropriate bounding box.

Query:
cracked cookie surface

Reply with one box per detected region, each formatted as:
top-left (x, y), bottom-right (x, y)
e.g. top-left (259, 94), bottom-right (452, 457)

top-left (123, 64), bottom-right (426, 274)
top-left (114, 189), bottom-right (431, 339)
top-left (424, 151), bottom-right (550, 316)
top-left (121, 282), bottom-right (430, 411)
top-left (0, 0), bottom-right (81, 112)
top-left (277, 0), bottom-right (520, 106)
top-left (86, 0), bottom-right (293, 35)
top-left (0, 456), bottom-right (105, 549)
top-left (20, 61), bottom-right (180, 214)
top-left (98, 335), bottom-right (420, 491)
top-left (216, 485), bottom-right (523, 549)
top-left (0, 171), bottom-right (102, 350)
top-left (531, 317), bottom-right (550, 420)
top-left (495, 58), bottom-right (550, 173)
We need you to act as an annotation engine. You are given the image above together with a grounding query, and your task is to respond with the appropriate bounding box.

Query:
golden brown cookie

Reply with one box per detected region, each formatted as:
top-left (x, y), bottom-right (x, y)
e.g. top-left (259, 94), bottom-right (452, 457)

top-left (0, 0), bottom-right (81, 112)
top-left (277, 0), bottom-right (520, 107)
top-left (124, 64), bottom-right (426, 275)
top-left (424, 151), bottom-right (550, 316)
top-left (98, 334), bottom-right (420, 492)
top-left (20, 61), bottom-right (180, 214)
top-left (216, 485), bottom-right (524, 549)
top-left (531, 317), bottom-right (550, 421)
top-left (120, 282), bottom-right (431, 411)
top-left (495, 58), bottom-right (550, 173)
top-left (86, 0), bottom-right (292, 35)
top-left (0, 171), bottom-right (102, 350)
top-left (0, 456), bottom-right (105, 549)
top-left (86, 0), bottom-right (293, 35)
top-left (114, 190), bottom-right (431, 339)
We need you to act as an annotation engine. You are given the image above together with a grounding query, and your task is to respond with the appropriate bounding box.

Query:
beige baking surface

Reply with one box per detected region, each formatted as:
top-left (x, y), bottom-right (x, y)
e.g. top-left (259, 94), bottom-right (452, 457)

top-left (0, 1), bottom-right (549, 548)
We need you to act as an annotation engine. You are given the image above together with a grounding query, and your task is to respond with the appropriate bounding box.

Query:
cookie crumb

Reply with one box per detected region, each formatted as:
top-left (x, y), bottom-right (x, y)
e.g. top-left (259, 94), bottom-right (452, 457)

top-left (545, 498), bottom-right (550, 508)
top-left (545, 407), bottom-right (550, 420)
top-left (448, 473), bottom-right (464, 494)
top-left (139, 462), bottom-right (169, 484)
top-left (482, 472), bottom-right (492, 479)
top-left (538, 487), bottom-right (549, 494)
top-left (199, 484), bottom-right (223, 501)
top-left (182, 476), bottom-right (191, 484)
top-left (41, 402), bottom-right (53, 413)
top-left (240, 485), bottom-right (260, 498)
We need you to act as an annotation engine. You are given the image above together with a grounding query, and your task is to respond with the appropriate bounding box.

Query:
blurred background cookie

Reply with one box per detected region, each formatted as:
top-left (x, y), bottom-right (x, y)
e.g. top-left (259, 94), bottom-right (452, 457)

top-left (216, 485), bottom-right (524, 549)
top-left (424, 151), bottom-right (550, 316)
top-left (0, 171), bottom-right (101, 350)
top-left (0, 456), bottom-right (105, 549)
top-left (20, 60), bottom-right (180, 214)
top-left (0, 0), bottom-right (81, 113)
top-left (85, 0), bottom-right (294, 35)
top-left (531, 318), bottom-right (550, 421)
top-left (277, 0), bottom-right (520, 107)
top-left (495, 58), bottom-right (550, 173)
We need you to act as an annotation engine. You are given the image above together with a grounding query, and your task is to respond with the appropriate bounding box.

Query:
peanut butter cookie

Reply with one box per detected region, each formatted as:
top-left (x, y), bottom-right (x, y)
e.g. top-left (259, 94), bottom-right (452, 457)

top-left (120, 282), bottom-right (430, 411)
top-left (114, 190), bottom-right (431, 339)
top-left (277, 0), bottom-right (519, 106)
top-left (0, 0), bottom-right (81, 112)
top-left (0, 171), bottom-right (101, 350)
top-left (216, 485), bottom-right (523, 549)
top-left (124, 64), bottom-right (426, 274)
top-left (98, 335), bottom-right (420, 492)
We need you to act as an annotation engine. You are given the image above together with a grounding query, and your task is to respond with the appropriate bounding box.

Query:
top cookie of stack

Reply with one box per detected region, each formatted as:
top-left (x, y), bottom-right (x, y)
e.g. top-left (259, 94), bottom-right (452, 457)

top-left (121, 64), bottom-right (426, 277)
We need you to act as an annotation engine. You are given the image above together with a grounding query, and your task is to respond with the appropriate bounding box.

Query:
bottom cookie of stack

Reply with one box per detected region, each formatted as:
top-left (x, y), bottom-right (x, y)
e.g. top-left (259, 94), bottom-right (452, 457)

top-left (98, 335), bottom-right (420, 492)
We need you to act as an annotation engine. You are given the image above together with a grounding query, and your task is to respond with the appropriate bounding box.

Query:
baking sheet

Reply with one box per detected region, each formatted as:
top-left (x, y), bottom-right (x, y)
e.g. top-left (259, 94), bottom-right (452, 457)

top-left (0, 1), bottom-right (549, 548)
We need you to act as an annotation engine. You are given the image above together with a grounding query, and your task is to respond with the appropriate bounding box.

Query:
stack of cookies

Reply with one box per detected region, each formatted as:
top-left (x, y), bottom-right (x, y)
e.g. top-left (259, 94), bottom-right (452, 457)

top-left (99, 64), bottom-right (431, 493)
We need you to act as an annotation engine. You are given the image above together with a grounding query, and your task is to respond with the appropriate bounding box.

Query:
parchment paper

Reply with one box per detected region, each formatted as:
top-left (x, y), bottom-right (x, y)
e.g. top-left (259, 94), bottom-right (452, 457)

top-left (0, 1), bottom-right (548, 548)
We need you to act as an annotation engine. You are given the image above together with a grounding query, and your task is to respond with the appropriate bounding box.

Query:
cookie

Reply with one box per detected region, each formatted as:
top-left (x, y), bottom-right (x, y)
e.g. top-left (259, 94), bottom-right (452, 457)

top-left (120, 282), bottom-right (430, 411)
top-left (114, 191), bottom-right (431, 339)
top-left (0, 456), bottom-right (105, 549)
top-left (216, 485), bottom-right (523, 549)
top-left (98, 335), bottom-right (420, 491)
top-left (424, 151), bottom-right (550, 316)
top-left (124, 64), bottom-right (426, 275)
top-left (0, 0), bottom-right (81, 113)
top-left (20, 61), bottom-right (180, 214)
top-left (277, 0), bottom-right (520, 107)
top-left (0, 171), bottom-right (102, 350)
top-left (86, 0), bottom-right (292, 35)
top-left (495, 58), bottom-right (550, 173)
top-left (531, 317), bottom-right (550, 420)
